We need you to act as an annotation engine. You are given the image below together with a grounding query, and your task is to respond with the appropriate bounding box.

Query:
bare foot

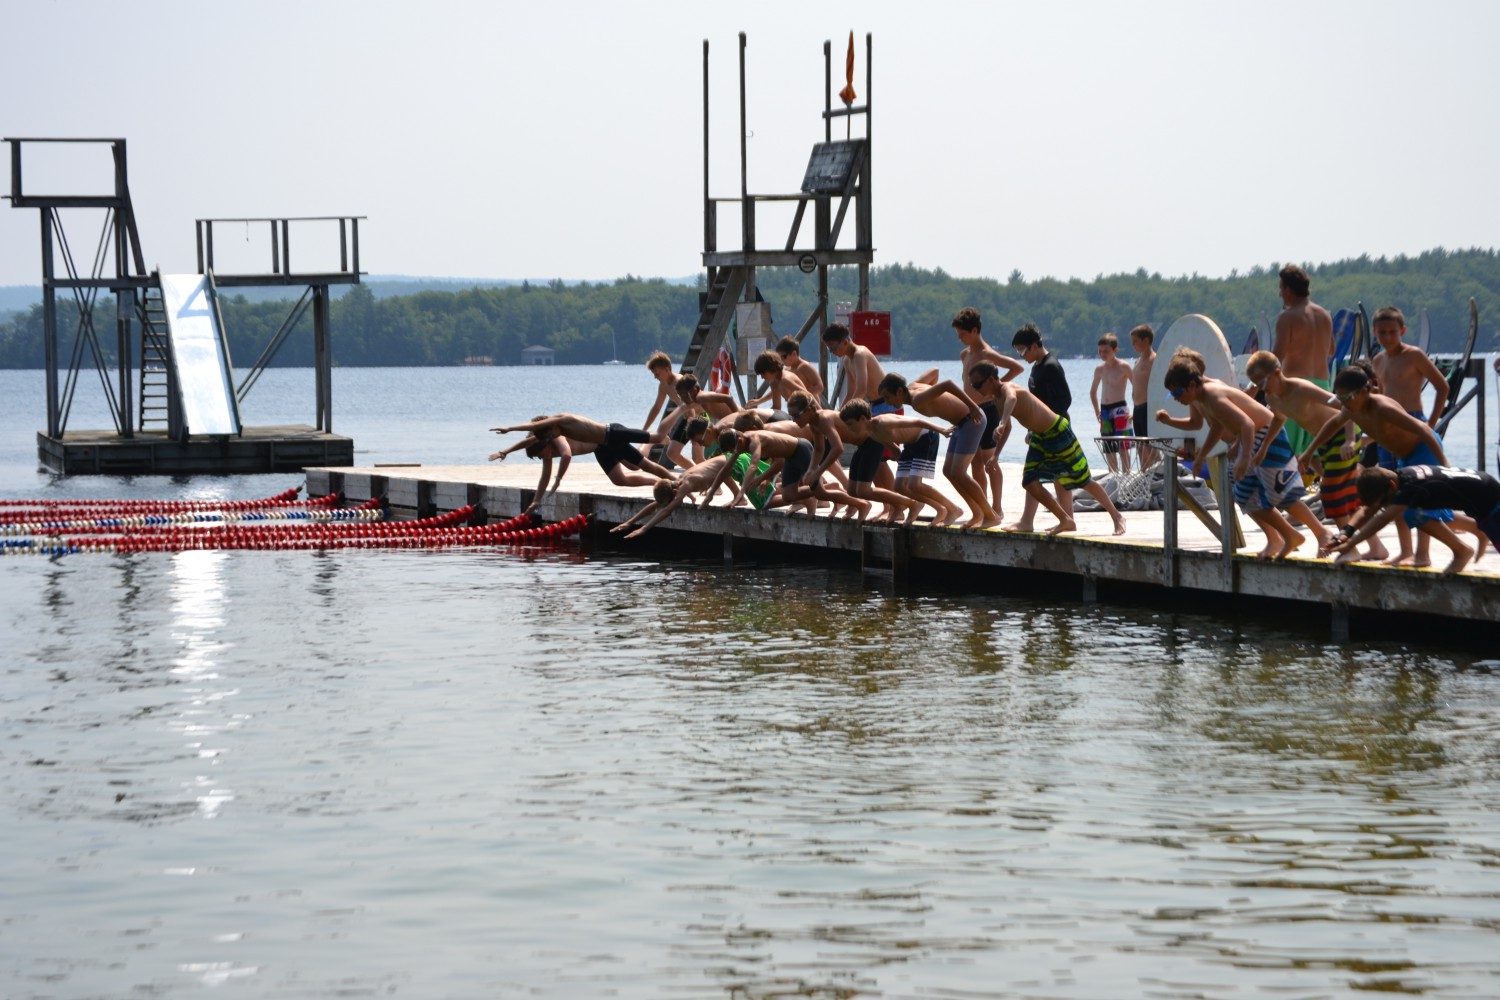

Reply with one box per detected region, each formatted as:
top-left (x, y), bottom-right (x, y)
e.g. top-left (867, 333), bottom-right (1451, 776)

top-left (1045, 517), bottom-right (1078, 536)
top-left (1444, 547), bottom-right (1473, 575)
top-left (1333, 547), bottom-right (1362, 566)
top-left (1412, 555), bottom-right (1432, 569)
top-left (1003, 521), bottom-right (1036, 533)
top-left (979, 514), bottom-right (1003, 529)
top-left (1111, 512), bottom-right (1126, 536)
top-left (1387, 552), bottom-right (1414, 567)
top-left (855, 500), bottom-right (872, 523)
top-left (1278, 533), bottom-right (1307, 559)
top-left (1364, 540), bottom-right (1390, 561)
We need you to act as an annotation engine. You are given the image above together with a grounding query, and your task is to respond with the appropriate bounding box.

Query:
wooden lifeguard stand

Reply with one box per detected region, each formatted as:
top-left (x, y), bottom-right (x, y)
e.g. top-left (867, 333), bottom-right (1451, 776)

top-left (682, 33), bottom-right (875, 399)
top-left (4, 137), bottom-right (361, 474)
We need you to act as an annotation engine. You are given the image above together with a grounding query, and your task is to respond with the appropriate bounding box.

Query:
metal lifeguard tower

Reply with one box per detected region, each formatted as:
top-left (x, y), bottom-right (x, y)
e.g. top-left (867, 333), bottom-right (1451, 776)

top-left (683, 33), bottom-right (875, 398)
top-left (4, 137), bottom-right (361, 474)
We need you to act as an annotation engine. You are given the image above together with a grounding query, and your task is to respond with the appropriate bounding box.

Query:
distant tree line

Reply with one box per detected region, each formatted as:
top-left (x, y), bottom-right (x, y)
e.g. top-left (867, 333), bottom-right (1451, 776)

top-left (1, 248), bottom-right (1496, 369)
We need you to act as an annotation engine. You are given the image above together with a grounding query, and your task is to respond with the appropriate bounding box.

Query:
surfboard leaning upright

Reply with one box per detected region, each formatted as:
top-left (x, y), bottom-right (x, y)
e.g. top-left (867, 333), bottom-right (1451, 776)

top-left (1146, 313), bottom-right (1236, 455)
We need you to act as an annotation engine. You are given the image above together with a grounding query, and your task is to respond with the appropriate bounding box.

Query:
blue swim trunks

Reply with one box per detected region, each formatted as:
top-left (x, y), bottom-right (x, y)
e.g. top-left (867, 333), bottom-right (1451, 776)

top-left (1397, 437), bottom-right (1454, 528)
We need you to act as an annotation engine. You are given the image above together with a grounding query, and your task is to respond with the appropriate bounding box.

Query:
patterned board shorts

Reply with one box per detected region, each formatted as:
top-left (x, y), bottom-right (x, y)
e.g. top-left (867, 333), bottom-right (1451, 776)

top-left (1021, 416), bottom-right (1092, 491)
top-left (1232, 427), bottom-right (1306, 513)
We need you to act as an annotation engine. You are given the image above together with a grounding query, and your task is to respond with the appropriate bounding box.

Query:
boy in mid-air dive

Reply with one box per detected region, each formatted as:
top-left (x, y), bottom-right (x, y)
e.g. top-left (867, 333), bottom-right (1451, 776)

top-left (970, 363), bottom-right (1127, 537)
top-left (489, 413), bottom-right (674, 513)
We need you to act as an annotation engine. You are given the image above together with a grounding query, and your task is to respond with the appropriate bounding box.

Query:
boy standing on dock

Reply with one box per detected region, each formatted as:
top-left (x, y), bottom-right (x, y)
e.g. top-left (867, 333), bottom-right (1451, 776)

top-left (954, 308), bottom-right (1023, 521)
top-left (1300, 365), bottom-right (1460, 567)
top-left (1159, 361), bottom-right (1330, 559)
top-left (1090, 332), bottom-right (1134, 475)
top-left (1327, 465), bottom-right (1498, 574)
top-left (746, 350), bottom-right (812, 414)
top-left (1128, 325), bottom-right (1159, 470)
top-left (822, 323), bottom-right (886, 406)
top-left (1011, 324), bottom-right (1077, 531)
top-left (877, 372), bottom-right (996, 528)
top-left (1370, 306), bottom-right (1449, 434)
top-left (1244, 351), bottom-right (1375, 558)
top-left (969, 362), bottom-right (1127, 537)
top-left (775, 336), bottom-right (824, 400)
top-left (836, 401), bottom-right (963, 526)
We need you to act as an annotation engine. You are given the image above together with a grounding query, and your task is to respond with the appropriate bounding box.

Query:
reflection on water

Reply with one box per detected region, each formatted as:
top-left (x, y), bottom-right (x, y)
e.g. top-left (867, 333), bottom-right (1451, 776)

top-left (2, 547), bottom-right (1498, 998)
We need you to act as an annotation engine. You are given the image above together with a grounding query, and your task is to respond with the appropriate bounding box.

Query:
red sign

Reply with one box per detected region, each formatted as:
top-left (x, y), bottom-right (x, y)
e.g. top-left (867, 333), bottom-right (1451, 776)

top-left (850, 310), bottom-right (892, 356)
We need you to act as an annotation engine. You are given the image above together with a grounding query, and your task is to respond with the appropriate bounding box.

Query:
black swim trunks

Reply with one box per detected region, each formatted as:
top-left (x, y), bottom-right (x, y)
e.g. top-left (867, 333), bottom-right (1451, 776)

top-left (595, 423), bottom-right (651, 474)
top-left (979, 400), bottom-right (1000, 450)
top-left (1132, 401), bottom-right (1147, 438)
top-left (781, 439), bottom-right (814, 487)
top-left (849, 438), bottom-right (885, 484)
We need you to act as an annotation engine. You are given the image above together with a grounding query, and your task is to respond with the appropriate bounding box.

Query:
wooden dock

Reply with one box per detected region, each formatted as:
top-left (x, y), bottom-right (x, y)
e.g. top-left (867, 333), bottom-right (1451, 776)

top-left (305, 461), bottom-right (1500, 638)
top-left (42, 425), bottom-right (353, 475)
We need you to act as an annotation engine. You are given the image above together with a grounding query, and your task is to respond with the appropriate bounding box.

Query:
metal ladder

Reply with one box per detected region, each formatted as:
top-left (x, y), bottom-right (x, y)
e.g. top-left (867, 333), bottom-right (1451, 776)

top-left (680, 265), bottom-right (747, 382)
top-left (137, 283), bottom-right (173, 432)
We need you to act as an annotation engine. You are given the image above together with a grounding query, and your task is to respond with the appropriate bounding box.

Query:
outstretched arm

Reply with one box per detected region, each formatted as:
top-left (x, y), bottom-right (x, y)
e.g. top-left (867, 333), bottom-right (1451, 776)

top-left (625, 488), bottom-right (693, 538)
top-left (612, 499), bottom-right (660, 534)
top-left (492, 414), bottom-right (563, 436)
top-left (1330, 505), bottom-right (1403, 553)
top-left (1298, 407), bottom-right (1349, 468)
top-left (489, 434), bottom-right (541, 462)
top-left (915, 380), bottom-right (984, 425)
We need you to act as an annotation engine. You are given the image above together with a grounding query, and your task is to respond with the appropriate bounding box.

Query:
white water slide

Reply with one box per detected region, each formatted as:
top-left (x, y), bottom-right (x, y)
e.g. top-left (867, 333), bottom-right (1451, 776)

top-left (159, 273), bottom-right (241, 436)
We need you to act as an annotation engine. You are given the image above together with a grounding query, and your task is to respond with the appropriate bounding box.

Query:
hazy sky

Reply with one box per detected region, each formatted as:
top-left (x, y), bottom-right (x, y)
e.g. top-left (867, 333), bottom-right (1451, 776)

top-left (4, 0), bottom-right (1498, 289)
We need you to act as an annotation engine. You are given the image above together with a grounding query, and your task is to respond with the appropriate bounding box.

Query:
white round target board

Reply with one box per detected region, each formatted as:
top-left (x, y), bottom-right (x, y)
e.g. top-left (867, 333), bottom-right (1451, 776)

top-left (1146, 313), bottom-right (1236, 456)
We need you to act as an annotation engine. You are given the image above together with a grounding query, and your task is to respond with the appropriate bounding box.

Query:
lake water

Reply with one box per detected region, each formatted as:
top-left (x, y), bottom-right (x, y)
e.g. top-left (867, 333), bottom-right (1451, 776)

top-left (3, 363), bottom-right (1500, 999)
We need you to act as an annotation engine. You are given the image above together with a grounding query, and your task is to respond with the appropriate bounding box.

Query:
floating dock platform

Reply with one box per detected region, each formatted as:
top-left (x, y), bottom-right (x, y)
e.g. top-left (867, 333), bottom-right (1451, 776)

top-left (306, 460), bottom-right (1500, 639)
top-left (43, 425), bottom-right (353, 475)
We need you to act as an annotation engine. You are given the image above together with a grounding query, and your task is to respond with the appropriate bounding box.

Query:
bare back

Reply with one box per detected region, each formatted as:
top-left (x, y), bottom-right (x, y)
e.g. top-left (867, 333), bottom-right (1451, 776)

top-left (789, 357), bottom-right (824, 397)
top-left (1266, 375), bottom-right (1340, 432)
top-left (744, 429), bottom-right (804, 460)
top-left (907, 382), bottom-right (969, 423)
top-left (1130, 349), bottom-right (1156, 406)
top-left (1348, 395), bottom-right (1438, 460)
top-left (1273, 299), bottom-right (1334, 381)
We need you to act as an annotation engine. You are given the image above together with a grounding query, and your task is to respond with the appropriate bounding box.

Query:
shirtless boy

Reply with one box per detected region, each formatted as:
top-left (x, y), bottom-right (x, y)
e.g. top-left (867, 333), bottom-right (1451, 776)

top-left (877, 372), bottom-right (995, 528)
top-left (837, 400), bottom-right (962, 526)
top-left (1327, 465), bottom-right (1500, 575)
top-left (1271, 263), bottom-right (1335, 455)
top-left (775, 336), bottom-right (824, 400)
top-left (613, 443), bottom-right (775, 539)
top-left (708, 427), bottom-right (870, 518)
top-left (1090, 332), bottom-right (1134, 474)
top-left (1128, 325), bottom-right (1158, 470)
top-left (746, 350), bottom-right (811, 413)
top-left (787, 391), bottom-right (914, 523)
top-left (953, 307), bottom-right (1024, 518)
top-left (1370, 306), bottom-right (1449, 433)
top-left (1244, 350), bottom-right (1376, 558)
top-left (489, 413), bottom-right (674, 512)
top-left (969, 362), bottom-right (1127, 537)
top-left (822, 323), bottom-right (886, 406)
top-left (1301, 366), bottom-right (1459, 567)
top-left (1159, 361), bottom-right (1331, 559)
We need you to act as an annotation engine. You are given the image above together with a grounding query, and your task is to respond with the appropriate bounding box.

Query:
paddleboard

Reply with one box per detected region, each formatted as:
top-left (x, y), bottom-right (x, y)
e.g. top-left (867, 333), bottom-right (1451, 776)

top-left (1331, 308), bottom-right (1356, 373)
top-left (1417, 308), bottom-right (1432, 353)
top-left (1146, 313), bottom-right (1236, 456)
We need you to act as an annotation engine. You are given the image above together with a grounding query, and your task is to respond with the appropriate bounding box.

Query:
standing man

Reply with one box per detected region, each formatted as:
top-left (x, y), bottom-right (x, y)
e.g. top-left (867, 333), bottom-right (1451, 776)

top-left (1271, 263), bottom-right (1335, 456)
top-left (1012, 323), bottom-right (1074, 530)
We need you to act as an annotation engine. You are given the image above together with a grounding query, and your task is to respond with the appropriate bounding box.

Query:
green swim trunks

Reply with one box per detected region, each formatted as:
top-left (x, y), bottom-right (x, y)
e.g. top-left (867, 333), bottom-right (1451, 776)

top-left (731, 452), bottom-right (775, 510)
top-left (1284, 376), bottom-right (1331, 456)
top-left (1020, 415), bottom-right (1093, 491)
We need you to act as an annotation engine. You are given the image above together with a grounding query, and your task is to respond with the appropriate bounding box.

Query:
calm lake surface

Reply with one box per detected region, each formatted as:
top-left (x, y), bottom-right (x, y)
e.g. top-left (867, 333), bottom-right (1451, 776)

top-left (3, 363), bottom-right (1499, 999)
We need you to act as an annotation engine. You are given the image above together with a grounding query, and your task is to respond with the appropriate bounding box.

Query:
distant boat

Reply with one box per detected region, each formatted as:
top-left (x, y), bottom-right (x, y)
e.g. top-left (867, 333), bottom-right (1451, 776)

top-left (602, 329), bottom-right (624, 365)
top-left (462, 355), bottom-right (494, 366)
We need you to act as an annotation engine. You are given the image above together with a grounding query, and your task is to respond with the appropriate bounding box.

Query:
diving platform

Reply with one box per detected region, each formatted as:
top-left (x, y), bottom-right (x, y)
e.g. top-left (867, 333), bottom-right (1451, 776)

top-left (303, 460), bottom-right (1500, 642)
top-left (42, 424), bottom-right (352, 475)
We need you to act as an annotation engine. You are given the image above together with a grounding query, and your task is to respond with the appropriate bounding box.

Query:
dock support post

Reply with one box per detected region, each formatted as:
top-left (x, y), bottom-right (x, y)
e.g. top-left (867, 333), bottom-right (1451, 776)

top-left (1162, 444), bottom-right (1179, 587)
top-left (416, 480), bottom-right (436, 518)
top-left (1330, 601), bottom-right (1351, 643)
top-left (860, 526), bottom-right (906, 589)
top-left (1081, 576), bottom-right (1098, 603)
top-left (722, 531), bottom-right (735, 564)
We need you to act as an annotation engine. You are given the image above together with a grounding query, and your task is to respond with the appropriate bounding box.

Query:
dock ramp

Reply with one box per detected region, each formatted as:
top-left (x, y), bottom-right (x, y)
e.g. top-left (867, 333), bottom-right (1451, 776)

top-left (159, 272), bottom-right (241, 436)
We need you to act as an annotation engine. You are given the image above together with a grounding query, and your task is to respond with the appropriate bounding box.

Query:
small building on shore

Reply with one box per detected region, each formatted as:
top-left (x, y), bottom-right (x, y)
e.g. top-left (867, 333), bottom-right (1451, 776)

top-left (520, 345), bottom-right (555, 366)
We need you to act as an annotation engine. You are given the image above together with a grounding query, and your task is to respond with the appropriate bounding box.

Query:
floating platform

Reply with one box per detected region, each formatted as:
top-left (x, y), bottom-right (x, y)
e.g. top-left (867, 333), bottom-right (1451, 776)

top-left (41, 424), bottom-right (353, 475)
top-left (305, 461), bottom-right (1500, 639)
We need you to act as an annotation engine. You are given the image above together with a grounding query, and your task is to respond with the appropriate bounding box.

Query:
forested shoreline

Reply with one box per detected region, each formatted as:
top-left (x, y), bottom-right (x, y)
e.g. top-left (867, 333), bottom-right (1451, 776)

top-left (1, 247), bottom-right (1496, 369)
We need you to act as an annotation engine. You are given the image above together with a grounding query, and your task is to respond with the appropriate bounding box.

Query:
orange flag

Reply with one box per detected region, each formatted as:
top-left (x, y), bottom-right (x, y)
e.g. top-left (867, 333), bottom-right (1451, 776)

top-left (838, 31), bottom-right (857, 106)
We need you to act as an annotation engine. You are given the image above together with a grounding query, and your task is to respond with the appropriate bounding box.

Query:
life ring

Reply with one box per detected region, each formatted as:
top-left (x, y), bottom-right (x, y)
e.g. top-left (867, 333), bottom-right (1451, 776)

top-left (709, 347), bottom-right (734, 393)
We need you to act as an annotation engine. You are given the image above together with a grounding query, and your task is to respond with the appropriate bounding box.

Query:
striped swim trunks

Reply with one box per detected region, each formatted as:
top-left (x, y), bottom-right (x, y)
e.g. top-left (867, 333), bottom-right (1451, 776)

top-left (1315, 429), bottom-right (1360, 520)
top-left (1021, 415), bottom-right (1093, 491)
